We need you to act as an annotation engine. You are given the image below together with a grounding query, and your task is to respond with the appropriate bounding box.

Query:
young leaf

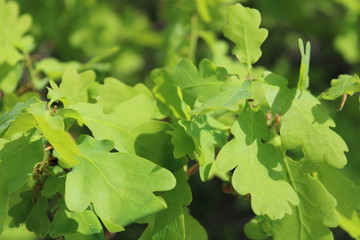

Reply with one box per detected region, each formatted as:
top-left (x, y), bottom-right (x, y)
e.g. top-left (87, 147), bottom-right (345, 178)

top-left (0, 132), bottom-right (43, 233)
top-left (29, 103), bottom-right (80, 168)
top-left (140, 170), bottom-right (207, 240)
top-left (216, 109), bottom-right (299, 220)
top-left (65, 135), bottom-right (176, 232)
top-left (297, 39), bottom-right (311, 93)
top-left (47, 68), bottom-right (96, 107)
top-left (264, 72), bottom-right (348, 169)
top-left (321, 74), bottom-right (360, 100)
top-left (223, 4), bottom-right (268, 73)
top-left (271, 159), bottom-right (338, 240)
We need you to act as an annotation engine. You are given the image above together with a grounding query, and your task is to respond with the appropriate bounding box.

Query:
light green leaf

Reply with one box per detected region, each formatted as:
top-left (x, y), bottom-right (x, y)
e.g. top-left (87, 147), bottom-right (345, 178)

top-left (191, 78), bottom-right (253, 115)
top-left (47, 68), bottom-right (96, 107)
top-left (297, 39), bottom-right (311, 93)
top-left (168, 124), bottom-right (195, 159)
top-left (181, 115), bottom-right (229, 181)
top-left (0, 0), bottom-right (33, 65)
top-left (3, 113), bottom-right (37, 140)
top-left (0, 63), bottom-right (24, 93)
top-left (95, 77), bottom-right (154, 114)
top-left (271, 159), bottom-right (338, 240)
top-left (0, 97), bottom-right (38, 137)
top-left (264, 72), bottom-right (348, 169)
top-left (49, 205), bottom-right (104, 240)
top-left (0, 132), bottom-right (43, 233)
top-left (318, 165), bottom-right (360, 239)
top-left (64, 95), bottom-right (156, 153)
top-left (35, 58), bottom-right (81, 81)
top-left (322, 74), bottom-right (360, 100)
top-left (216, 108), bottom-right (298, 220)
top-left (151, 59), bottom-right (228, 118)
top-left (140, 170), bottom-right (207, 240)
top-left (65, 135), bottom-right (176, 232)
top-left (244, 216), bottom-right (272, 240)
top-left (223, 4), bottom-right (268, 72)
top-left (29, 102), bottom-right (80, 168)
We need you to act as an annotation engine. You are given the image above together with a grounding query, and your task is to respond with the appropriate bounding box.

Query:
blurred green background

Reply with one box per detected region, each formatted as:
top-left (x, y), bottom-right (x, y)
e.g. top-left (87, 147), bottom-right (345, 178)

top-left (1, 0), bottom-right (359, 239)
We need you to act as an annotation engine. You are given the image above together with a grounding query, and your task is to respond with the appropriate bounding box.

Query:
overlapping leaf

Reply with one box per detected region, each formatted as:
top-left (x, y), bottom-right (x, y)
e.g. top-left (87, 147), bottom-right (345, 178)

top-left (216, 109), bottom-right (299, 219)
top-left (29, 103), bottom-right (80, 168)
top-left (223, 3), bottom-right (268, 72)
top-left (181, 114), bottom-right (228, 181)
top-left (140, 170), bottom-right (207, 240)
top-left (0, 132), bottom-right (43, 233)
top-left (65, 135), bottom-right (176, 232)
top-left (271, 159), bottom-right (338, 240)
top-left (318, 165), bottom-right (360, 239)
top-left (263, 72), bottom-right (348, 169)
top-left (151, 59), bottom-right (228, 118)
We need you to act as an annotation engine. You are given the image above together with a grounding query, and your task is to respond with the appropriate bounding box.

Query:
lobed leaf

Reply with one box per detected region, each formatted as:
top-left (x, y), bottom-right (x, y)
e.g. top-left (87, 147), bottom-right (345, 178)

top-left (321, 74), bottom-right (360, 100)
top-left (216, 108), bottom-right (299, 220)
top-left (65, 135), bottom-right (176, 232)
top-left (223, 4), bottom-right (268, 72)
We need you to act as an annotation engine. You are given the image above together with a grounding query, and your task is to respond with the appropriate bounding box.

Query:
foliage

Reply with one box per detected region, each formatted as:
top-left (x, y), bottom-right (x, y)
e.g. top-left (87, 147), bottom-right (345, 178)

top-left (0, 0), bottom-right (360, 239)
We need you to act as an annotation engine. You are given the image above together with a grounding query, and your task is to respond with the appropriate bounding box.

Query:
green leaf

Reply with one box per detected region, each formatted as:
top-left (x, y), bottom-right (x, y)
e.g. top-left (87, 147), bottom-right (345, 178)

top-left (151, 59), bottom-right (228, 118)
top-left (65, 135), bottom-right (176, 232)
top-left (297, 39), bottom-right (311, 93)
top-left (216, 108), bottom-right (299, 220)
top-left (244, 216), bottom-right (272, 240)
top-left (0, 132), bottom-right (43, 233)
top-left (0, 0), bottom-right (34, 65)
top-left (0, 97), bottom-right (38, 138)
top-left (95, 77), bottom-right (154, 114)
top-left (322, 74), bottom-right (360, 100)
top-left (223, 4), bottom-right (268, 72)
top-left (64, 95), bottom-right (156, 153)
top-left (29, 102), bottom-right (80, 168)
top-left (168, 124), bottom-right (195, 159)
top-left (49, 205), bottom-right (104, 240)
top-left (318, 165), bottom-right (360, 239)
top-left (191, 78), bottom-right (253, 115)
top-left (263, 72), bottom-right (348, 169)
top-left (271, 159), bottom-right (338, 240)
top-left (140, 170), bottom-right (207, 240)
top-left (181, 114), bottom-right (229, 181)
top-left (47, 68), bottom-right (96, 107)
top-left (0, 63), bottom-right (24, 93)
top-left (35, 58), bottom-right (81, 81)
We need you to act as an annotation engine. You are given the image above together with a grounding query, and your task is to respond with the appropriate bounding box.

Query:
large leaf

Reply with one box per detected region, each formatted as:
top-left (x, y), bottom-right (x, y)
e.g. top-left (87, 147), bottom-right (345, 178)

top-left (29, 102), bottom-right (80, 168)
top-left (223, 3), bottom-right (268, 72)
top-left (271, 159), bottom-right (338, 240)
top-left (63, 95), bottom-right (156, 153)
top-left (65, 135), bottom-right (176, 232)
top-left (263, 72), bottom-right (348, 169)
top-left (216, 108), bottom-right (299, 220)
top-left (140, 170), bottom-right (207, 240)
top-left (0, 132), bottom-right (43, 233)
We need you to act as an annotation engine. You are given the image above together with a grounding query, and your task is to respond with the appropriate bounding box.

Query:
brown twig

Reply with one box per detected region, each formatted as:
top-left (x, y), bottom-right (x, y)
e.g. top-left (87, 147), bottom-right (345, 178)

top-left (187, 163), bottom-right (199, 176)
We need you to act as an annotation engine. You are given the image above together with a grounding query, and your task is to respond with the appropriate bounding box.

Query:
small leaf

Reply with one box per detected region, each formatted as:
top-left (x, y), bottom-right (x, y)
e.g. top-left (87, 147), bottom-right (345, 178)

top-left (297, 39), bottom-right (311, 93)
top-left (223, 4), bottom-right (268, 72)
top-left (322, 74), bottom-right (360, 100)
top-left (65, 135), bottom-right (176, 231)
